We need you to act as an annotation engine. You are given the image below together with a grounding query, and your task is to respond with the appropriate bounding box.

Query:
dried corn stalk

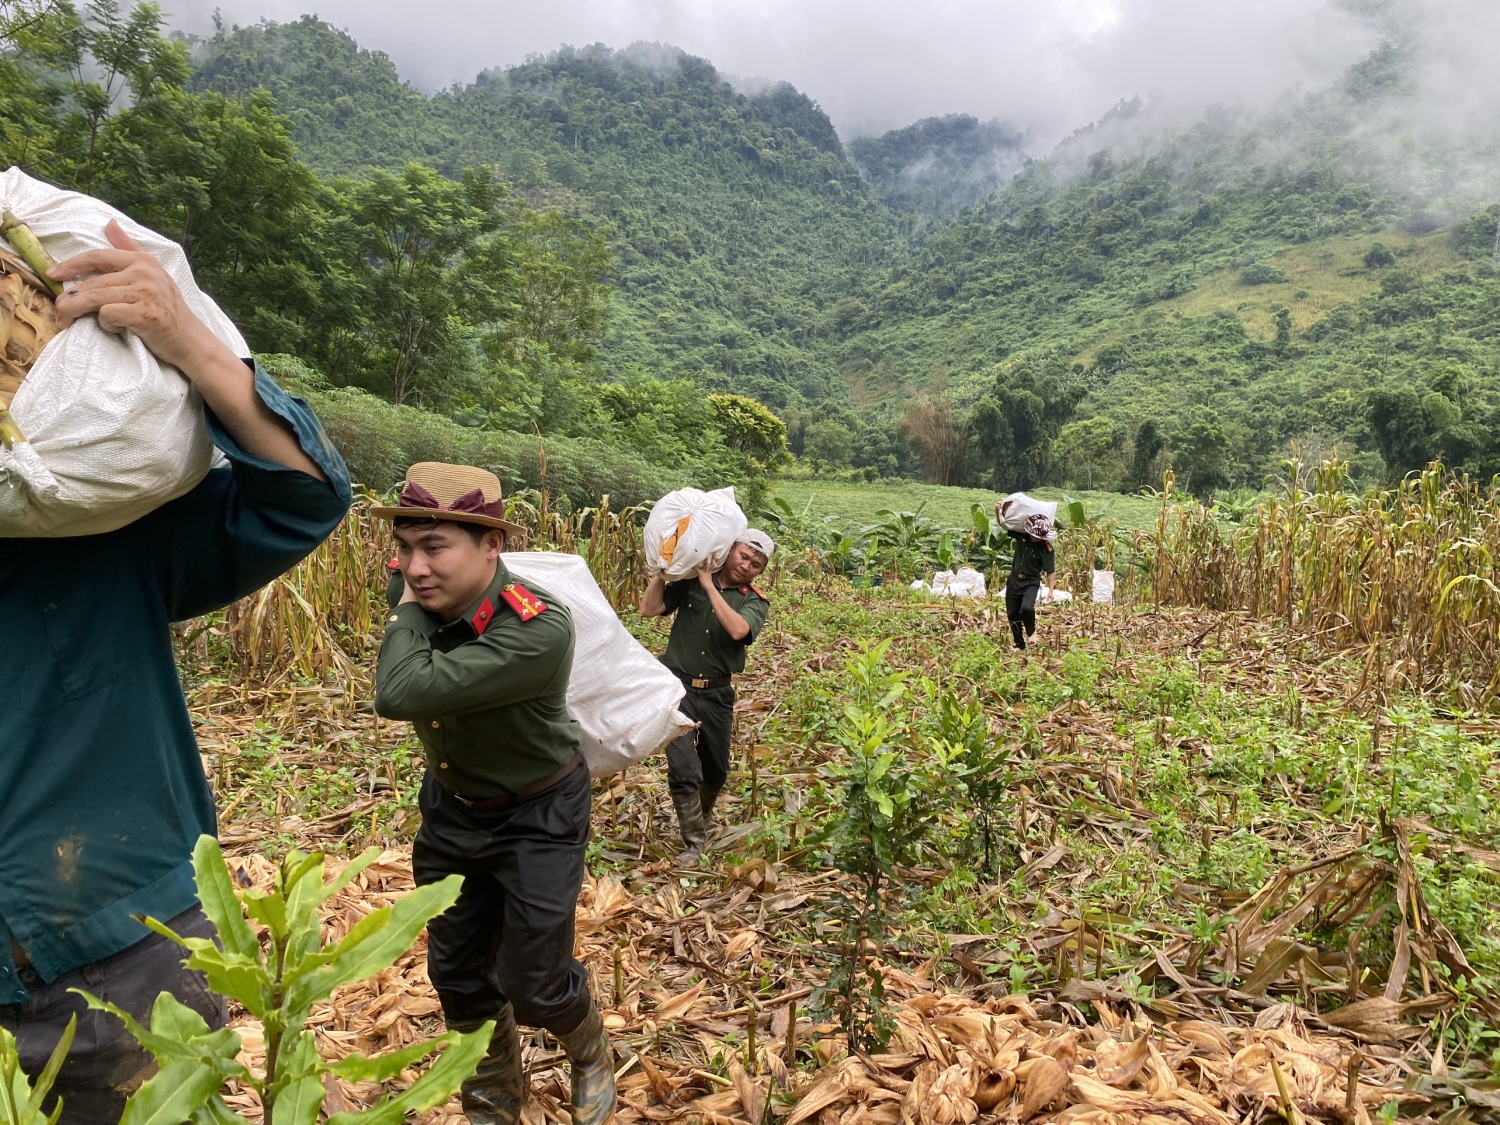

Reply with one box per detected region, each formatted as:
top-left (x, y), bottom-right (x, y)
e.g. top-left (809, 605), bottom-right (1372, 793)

top-left (0, 236), bottom-right (60, 447)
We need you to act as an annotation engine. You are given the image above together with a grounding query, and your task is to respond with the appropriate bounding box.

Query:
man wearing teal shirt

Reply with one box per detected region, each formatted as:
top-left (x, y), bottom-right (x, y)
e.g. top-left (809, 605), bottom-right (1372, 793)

top-left (0, 221), bottom-right (351, 1122)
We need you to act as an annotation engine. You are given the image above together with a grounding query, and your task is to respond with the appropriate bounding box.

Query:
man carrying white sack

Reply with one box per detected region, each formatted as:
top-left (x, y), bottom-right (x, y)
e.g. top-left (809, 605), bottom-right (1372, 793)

top-left (0, 222), bottom-right (352, 1122)
top-left (638, 529), bottom-right (773, 862)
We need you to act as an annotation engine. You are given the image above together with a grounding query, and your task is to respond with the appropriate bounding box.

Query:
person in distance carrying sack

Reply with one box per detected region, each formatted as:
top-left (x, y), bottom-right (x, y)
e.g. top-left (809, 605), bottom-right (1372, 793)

top-left (0, 221), bottom-right (352, 1124)
top-left (638, 529), bottom-right (773, 863)
top-left (1001, 511), bottom-right (1056, 651)
top-left (372, 462), bottom-right (614, 1125)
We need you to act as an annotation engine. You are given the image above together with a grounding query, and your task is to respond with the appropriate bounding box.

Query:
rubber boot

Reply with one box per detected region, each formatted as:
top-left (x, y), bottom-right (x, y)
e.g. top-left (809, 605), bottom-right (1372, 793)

top-left (672, 790), bottom-right (707, 862)
top-left (557, 1000), bottom-right (616, 1125)
top-left (1010, 620), bottom-right (1026, 650)
top-left (449, 1006), bottom-right (525, 1125)
top-left (697, 783), bottom-right (722, 834)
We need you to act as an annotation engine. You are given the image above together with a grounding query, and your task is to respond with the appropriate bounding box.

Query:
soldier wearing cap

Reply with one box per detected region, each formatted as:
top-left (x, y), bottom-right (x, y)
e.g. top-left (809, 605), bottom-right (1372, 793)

top-left (638, 529), bottom-right (773, 861)
top-left (1001, 510), bottom-right (1056, 651)
top-left (373, 463), bottom-right (614, 1125)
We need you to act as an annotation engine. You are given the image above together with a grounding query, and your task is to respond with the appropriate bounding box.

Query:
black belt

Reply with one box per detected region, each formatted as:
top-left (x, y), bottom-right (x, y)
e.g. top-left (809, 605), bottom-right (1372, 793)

top-left (453, 751), bottom-right (584, 811)
top-left (669, 668), bottom-right (733, 691)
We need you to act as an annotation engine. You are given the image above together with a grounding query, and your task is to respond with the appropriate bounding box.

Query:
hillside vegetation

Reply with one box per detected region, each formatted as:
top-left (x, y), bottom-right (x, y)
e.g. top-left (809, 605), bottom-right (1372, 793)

top-left (185, 14), bottom-right (1500, 498)
top-left (3, 3), bottom-right (1497, 504)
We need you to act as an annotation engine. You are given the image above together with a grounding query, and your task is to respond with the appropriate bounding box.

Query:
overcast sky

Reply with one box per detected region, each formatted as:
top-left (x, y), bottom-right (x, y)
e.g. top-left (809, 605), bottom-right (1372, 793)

top-left (167, 0), bottom-right (1382, 146)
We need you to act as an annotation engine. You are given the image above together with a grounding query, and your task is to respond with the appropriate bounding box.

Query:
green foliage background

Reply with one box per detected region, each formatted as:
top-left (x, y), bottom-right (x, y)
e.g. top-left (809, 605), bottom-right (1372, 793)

top-left (3, 1), bottom-right (1498, 500)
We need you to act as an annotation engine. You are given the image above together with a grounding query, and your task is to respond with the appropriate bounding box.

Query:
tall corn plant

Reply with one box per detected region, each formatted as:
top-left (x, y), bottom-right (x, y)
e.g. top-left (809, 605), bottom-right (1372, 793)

top-left (224, 501), bottom-right (389, 685)
top-left (1149, 461), bottom-right (1500, 708)
top-left (75, 836), bottom-right (491, 1125)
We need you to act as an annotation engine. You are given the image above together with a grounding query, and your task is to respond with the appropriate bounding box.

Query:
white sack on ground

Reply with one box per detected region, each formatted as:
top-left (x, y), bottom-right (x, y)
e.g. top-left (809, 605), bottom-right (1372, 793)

top-left (924, 567), bottom-right (987, 598)
top-left (997, 493), bottom-right (1058, 538)
top-left (1039, 587), bottom-right (1073, 605)
top-left (643, 486), bottom-right (747, 579)
top-left (0, 167), bottom-right (245, 538)
top-left (1092, 570), bottom-right (1116, 604)
top-left (504, 551), bottom-right (693, 777)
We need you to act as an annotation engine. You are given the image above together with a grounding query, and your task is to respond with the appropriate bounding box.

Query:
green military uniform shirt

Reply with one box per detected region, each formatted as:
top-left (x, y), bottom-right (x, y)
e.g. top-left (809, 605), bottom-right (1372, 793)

top-left (1009, 532), bottom-right (1056, 578)
top-left (376, 558), bottom-right (581, 799)
top-left (661, 578), bottom-right (770, 678)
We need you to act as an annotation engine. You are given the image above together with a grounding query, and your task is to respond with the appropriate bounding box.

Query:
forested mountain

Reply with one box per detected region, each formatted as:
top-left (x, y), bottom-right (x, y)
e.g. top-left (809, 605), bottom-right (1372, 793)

top-left (188, 15), bottom-right (1500, 494)
top-left (4, 2), bottom-right (1496, 502)
top-left (193, 21), bottom-right (895, 413)
top-left (848, 114), bottom-right (1027, 228)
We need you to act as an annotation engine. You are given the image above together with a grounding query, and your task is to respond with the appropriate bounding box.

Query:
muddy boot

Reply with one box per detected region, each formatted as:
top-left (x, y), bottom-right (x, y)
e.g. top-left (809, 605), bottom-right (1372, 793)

top-left (1010, 620), bottom-right (1026, 650)
top-left (558, 1001), bottom-right (616, 1125)
top-left (697, 783), bottom-right (722, 835)
top-left (450, 1005), bottom-right (525, 1125)
top-left (672, 790), bottom-right (707, 862)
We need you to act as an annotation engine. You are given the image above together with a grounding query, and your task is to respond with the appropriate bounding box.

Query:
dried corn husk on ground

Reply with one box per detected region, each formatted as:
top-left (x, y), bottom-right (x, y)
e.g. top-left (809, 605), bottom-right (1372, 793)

top-left (215, 846), bottom-right (1430, 1125)
top-left (0, 240), bottom-right (59, 444)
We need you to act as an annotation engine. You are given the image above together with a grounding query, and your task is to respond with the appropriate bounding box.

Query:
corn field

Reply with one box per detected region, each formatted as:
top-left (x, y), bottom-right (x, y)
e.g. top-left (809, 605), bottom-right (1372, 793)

top-left (1149, 462), bottom-right (1500, 709)
top-left (216, 490), bottom-right (653, 688)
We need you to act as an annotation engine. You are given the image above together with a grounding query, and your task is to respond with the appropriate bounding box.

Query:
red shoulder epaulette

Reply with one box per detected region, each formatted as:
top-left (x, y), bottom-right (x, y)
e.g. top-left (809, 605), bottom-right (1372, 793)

top-left (471, 597), bottom-right (496, 636)
top-left (387, 557), bottom-right (400, 570)
top-left (500, 582), bottom-right (548, 622)
top-left (740, 583), bottom-right (769, 601)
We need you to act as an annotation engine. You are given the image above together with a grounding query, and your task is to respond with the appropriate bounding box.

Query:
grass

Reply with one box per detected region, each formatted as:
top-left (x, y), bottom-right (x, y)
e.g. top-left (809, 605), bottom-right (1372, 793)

top-left (1159, 227), bottom-right (1467, 339)
top-left (768, 478), bottom-right (1162, 530)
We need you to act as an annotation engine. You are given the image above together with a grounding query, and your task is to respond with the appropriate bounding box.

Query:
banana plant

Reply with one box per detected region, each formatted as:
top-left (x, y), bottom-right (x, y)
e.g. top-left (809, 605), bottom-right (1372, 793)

top-left (75, 835), bottom-right (492, 1125)
top-left (0, 1016), bottom-right (74, 1125)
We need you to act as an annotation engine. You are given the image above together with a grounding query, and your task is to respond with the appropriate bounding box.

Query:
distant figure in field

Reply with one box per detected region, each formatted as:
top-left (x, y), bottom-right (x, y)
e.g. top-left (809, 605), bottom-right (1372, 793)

top-left (638, 530), bottom-right (773, 863)
top-left (1001, 510), bottom-right (1056, 650)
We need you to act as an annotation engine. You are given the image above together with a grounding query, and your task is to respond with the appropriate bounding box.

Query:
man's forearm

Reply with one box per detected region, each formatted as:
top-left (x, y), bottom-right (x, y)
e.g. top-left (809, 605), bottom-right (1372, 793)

top-left (192, 347), bottom-right (326, 481)
top-left (639, 574), bottom-right (667, 617)
top-left (705, 583), bottom-right (751, 641)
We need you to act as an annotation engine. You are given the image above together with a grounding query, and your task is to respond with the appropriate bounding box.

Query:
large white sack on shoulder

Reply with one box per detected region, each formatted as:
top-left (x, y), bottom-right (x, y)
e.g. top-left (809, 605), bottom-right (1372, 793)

top-left (504, 551), bottom-right (693, 778)
top-left (1091, 570), bottom-right (1115, 604)
top-left (643, 486), bottom-right (747, 579)
top-left (996, 492), bottom-right (1058, 534)
top-left (0, 167), bottom-right (245, 538)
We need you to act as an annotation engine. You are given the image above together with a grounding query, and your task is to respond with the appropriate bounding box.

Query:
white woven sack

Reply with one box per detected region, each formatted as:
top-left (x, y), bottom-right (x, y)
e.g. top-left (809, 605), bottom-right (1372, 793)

top-left (0, 167), bottom-right (247, 538)
top-left (997, 492), bottom-right (1058, 537)
top-left (643, 486), bottom-right (747, 580)
top-left (504, 551), bottom-right (693, 778)
top-left (1091, 570), bottom-right (1116, 604)
top-left (927, 567), bottom-right (987, 598)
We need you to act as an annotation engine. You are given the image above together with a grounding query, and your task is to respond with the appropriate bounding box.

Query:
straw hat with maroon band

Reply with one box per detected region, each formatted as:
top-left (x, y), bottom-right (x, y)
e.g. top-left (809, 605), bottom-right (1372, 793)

top-left (370, 461), bottom-right (527, 536)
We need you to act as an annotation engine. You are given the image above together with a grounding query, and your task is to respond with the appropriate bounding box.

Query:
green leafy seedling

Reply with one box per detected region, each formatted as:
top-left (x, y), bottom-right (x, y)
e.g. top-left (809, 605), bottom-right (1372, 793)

top-left (0, 1015), bottom-right (75, 1125)
top-left (74, 834), bottom-right (492, 1125)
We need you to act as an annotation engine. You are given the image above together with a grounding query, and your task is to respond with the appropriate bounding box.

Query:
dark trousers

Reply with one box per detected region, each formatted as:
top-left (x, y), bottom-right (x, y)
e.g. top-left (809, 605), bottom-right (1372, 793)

top-left (413, 764), bottom-right (593, 1034)
top-left (0, 907), bottom-right (223, 1125)
top-left (665, 684), bottom-right (735, 802)
top-left (1006, 573), bottom-right (1042, 642)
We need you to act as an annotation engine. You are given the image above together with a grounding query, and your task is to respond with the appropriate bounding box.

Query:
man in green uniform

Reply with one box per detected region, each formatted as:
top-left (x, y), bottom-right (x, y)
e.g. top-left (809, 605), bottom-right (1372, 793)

top-left (373, 463), bottom-right (613, 1125)
top-left (638, 529), bottom-right (773, 861)
top-left (1002, 511), bottom-right (1056, 651)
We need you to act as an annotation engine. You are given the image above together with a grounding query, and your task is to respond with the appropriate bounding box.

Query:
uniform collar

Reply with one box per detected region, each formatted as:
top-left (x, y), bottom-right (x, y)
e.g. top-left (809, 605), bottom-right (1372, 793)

top-left (439, 558), bottom-right (513, 639)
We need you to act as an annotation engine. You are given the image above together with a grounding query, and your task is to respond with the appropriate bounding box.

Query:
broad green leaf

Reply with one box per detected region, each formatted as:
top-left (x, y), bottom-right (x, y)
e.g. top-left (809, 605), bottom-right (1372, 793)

top-left (148, 992), bottom-right (211, 1042)
top-left (329, 1032), bottom-right (457, 1085)
top-left (282, 876), bottom-right (462, 1016)
top-left (1067, 500), bottom-right (1087, 529)
top-left (174, 944), bottom-right (272, 1015)
top-left (271, 1033), bottom-right (322, 1086)
top-left (119, 1059), bottom-right (224, 1125)
top-left (73, 992), bottom-right (246, 1080)
top-left (190, 836), bottom-right (260, 960)
top-left (284, 849), bottom-right (381, 975)
top-left (269, 1076), bottom-right (324, 1125)
top-left (189, 1096), bottom-right (245, 1125)
top-left (326, 1027), bottom-right (492, 1125)
top-left (243, 888), bottom-right (288, 938)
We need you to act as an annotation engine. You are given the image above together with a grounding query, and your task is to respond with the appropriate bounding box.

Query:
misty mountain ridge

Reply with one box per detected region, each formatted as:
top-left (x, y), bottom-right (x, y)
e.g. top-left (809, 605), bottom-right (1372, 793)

top-left (188, 13), bottom-right (1500, 489)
